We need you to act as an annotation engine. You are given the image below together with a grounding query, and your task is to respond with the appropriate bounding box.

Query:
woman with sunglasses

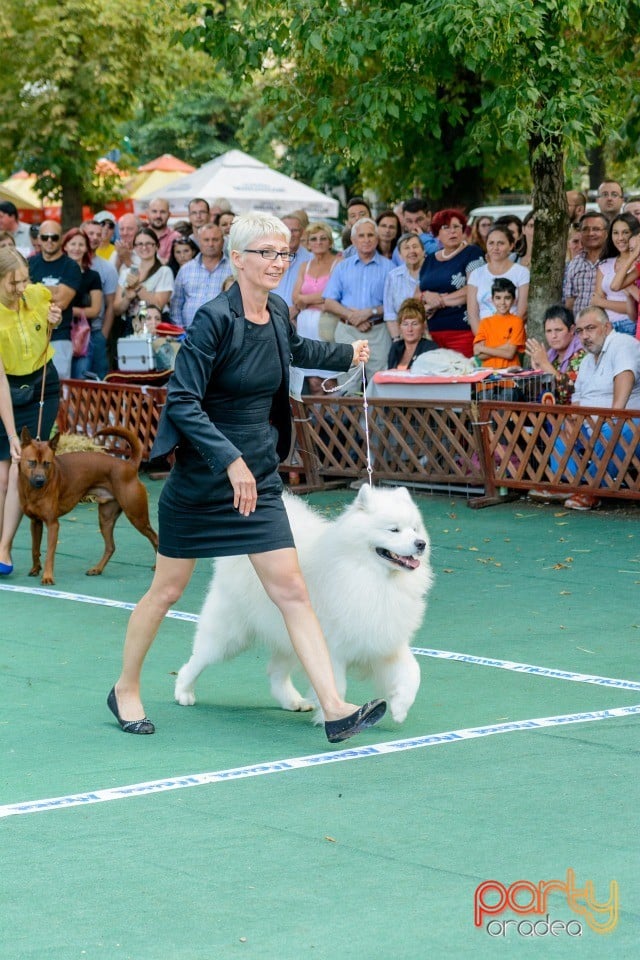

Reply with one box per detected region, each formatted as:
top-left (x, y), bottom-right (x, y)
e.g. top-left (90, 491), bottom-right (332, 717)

top-left (114, 227), bottom-right (174, 337)
top-left (108, 213), bottom-right (385, 744)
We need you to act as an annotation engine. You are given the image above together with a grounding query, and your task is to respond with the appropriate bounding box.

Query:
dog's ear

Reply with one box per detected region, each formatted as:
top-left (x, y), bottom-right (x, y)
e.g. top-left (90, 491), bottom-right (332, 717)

top-left (355, 483), bottom-right (374, 510)
top-left (49, 432), bottom-right (61, 452)
top-left (395, 486), bottom-right (413, 504)
top-left (20, 426), bottom-right (32, 446)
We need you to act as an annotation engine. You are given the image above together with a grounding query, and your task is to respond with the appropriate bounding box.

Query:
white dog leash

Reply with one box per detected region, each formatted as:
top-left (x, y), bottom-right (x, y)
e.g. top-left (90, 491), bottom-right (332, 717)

top-left (321, 362), bottom-right (373, 487)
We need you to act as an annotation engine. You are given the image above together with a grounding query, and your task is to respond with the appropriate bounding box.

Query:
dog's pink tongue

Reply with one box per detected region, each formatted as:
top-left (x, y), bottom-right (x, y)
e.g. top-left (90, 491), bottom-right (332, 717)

top-left (404, 557), bottom-right (420, 569)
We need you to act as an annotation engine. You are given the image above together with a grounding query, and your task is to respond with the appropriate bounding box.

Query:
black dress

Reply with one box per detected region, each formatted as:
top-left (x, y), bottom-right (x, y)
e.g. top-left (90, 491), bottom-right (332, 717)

top-left (154, 282), bottom-right (354, 559)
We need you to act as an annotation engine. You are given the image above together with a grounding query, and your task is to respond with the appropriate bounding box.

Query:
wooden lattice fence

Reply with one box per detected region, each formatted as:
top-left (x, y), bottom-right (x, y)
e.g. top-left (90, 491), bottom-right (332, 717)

top-left (56, 380), bottom-right (167, 461)
top-left (473, 401), bottom-right (640, 505)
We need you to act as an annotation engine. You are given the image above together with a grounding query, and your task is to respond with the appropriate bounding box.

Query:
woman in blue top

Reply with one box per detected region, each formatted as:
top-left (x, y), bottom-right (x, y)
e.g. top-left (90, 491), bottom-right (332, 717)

top-left (417, 209), bottom-right (484, 357)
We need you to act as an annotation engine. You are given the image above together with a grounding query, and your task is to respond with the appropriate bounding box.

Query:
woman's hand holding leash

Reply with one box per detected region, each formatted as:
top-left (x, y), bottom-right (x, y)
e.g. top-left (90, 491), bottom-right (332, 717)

top-left (351, 339), bottom-right (370, 366)
top-left (9, 435), bottom-right (21, 463)
top-left (47, 304), bottom-right (62, 328)
top-left (227, 457), bottom-right (258, 516)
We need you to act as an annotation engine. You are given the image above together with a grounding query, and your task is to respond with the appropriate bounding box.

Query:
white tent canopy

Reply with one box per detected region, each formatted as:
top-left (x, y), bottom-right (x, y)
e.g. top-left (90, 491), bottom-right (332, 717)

top-left (134, 149), bottom-right (339, 219)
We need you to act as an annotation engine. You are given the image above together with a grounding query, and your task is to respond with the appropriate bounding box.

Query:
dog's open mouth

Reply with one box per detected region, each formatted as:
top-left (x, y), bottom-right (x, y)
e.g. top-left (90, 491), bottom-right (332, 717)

top-left (376, 548), bottom-right (421, 570)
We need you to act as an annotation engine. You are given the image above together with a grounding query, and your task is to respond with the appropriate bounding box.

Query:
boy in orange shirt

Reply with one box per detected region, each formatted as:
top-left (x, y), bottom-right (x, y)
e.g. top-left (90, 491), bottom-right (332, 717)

top-left (473, 278), bottom-right (526, 369)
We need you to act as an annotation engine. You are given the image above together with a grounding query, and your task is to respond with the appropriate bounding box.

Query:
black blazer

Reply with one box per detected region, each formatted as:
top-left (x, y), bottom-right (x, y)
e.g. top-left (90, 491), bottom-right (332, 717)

top-left (387, 337), bottom-right (439, 370)
top-left (152, 282), bottom-right (353, 472)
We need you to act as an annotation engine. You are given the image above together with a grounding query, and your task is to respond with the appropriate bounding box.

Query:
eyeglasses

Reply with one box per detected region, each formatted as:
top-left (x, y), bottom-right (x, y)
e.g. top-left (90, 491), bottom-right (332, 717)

top-left (399, 320), bottom-right (423, 328)
top-left (39, 234), bottom-right (60, 242)
top-left (307, 235), bottom-right (329, 242)
top-left (597, 192), bottom-right (622, 199)
top-left (134, 241), bottom-right (157, 249)
top-left (243, 249), bottom-right (296, 262)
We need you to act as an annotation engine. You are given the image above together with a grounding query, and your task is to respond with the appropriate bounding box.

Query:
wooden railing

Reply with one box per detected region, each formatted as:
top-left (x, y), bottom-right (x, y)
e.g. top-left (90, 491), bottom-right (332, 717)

top-left (472, 400), bottom-right (640, 506)
top-left (290, 396), bottom-right (483, 488)
top-left (55, 381), bottom-right (640, 505)
top-left (57, 379), bottom-right (167, 461)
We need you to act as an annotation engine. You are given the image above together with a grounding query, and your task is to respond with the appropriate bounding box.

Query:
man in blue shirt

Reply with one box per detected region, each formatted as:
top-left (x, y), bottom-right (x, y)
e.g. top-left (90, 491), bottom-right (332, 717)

top-left (272, 213), bottom-right (312, 312)
top-left (323, 218), bottom-right (393, 381)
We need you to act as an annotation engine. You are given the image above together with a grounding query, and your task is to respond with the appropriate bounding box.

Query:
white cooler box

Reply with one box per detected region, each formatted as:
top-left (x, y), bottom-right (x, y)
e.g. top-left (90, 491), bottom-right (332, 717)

top-left (117, 335), bottom-right (155, 372)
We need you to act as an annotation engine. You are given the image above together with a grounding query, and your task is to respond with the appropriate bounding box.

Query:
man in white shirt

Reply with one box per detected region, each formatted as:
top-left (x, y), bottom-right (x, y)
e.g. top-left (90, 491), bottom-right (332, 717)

top-left (0, 201), bottom-right (32, 255)
top-left (551, 306), bottom-right (640, 510)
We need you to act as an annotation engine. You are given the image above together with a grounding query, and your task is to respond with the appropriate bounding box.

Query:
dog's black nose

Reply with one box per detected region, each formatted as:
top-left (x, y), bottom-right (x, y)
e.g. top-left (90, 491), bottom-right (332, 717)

top-left (415, 539), bottom-right (426, 554)
top-left (30, 477), bottom-right (46, 488)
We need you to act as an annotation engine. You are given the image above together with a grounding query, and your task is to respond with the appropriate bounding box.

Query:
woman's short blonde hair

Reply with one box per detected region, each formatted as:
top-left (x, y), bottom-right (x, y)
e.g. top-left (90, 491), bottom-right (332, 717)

top-left (228, 213), bottom-right (291, 278)
top-left (303, 221), bottom-right (333, 245)
top-left (0, 246), bottom-right (28, 282)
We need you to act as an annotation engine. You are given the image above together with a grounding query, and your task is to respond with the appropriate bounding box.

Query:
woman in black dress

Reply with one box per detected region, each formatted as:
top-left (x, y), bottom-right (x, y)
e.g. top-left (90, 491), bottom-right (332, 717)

top-left (109, 213), bottom-right (386, 742)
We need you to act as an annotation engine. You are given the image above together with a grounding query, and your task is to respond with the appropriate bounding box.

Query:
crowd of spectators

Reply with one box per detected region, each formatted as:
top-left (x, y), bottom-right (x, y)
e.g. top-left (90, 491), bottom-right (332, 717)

top-left (2, 179), bottom-right (640, 511)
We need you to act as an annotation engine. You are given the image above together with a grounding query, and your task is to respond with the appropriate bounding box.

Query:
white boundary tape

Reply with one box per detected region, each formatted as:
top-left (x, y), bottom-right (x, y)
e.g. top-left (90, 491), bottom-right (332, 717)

top-left (2, 584), bottom-right (639, 691)
top-left (413, 647), bottom-right (640, 692)
top-left (2, 584), bottom-right (638, 820)
top-left (2, 703), bottom-right (639, 819)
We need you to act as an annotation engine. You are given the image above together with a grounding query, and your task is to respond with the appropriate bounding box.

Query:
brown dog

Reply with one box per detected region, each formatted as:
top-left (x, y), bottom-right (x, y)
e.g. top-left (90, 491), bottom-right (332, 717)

top-left (18, 425), bottom-right (158, 584)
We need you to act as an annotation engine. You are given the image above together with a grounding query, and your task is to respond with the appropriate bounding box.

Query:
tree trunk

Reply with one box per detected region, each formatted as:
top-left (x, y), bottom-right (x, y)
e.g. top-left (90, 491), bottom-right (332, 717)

top-left (60, 172), bottom-right (84, 232)
top-left (527, 134), bottom-right (568, 340)
top-left (438, 70), bottom-right (485, 211)
top-left (588, 144), bottom-right (606, 192)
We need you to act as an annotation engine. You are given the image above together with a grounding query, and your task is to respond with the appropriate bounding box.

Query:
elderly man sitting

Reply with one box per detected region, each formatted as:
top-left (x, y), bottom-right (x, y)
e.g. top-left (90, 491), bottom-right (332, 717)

top-left (548, 305), bottom-right (640, 510)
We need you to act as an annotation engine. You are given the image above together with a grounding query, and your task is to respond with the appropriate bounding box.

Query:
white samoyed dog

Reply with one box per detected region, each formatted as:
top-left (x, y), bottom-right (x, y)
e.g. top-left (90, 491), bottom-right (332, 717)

top-left (175, 485), bottom-right (434, 723)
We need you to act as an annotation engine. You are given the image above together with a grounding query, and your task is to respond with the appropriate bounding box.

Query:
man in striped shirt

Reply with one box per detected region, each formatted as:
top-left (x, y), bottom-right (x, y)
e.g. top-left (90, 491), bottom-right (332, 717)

top-left (170, 224), bottom-right (232, 329)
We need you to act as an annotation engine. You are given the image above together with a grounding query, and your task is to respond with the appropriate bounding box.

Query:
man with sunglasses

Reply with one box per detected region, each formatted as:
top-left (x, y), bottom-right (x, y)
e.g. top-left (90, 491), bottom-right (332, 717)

top-left (28, 220), bottom-right (81, 379)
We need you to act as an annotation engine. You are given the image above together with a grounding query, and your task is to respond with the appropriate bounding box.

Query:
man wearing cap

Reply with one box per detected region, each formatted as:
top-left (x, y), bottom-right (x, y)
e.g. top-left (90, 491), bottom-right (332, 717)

top-left (146, 198), bottom-right (180, 263)
top-left (28, 220), bottom-right (82, 379)
top-left (93, 211), bottom-right (116, 260)
top-left (0, 201), bottom-right (32, 255)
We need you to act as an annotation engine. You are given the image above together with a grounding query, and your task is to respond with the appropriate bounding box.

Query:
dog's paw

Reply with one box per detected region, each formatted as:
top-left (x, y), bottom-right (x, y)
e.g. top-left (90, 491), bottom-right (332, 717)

top-left (175, 687), bottom-right (196, 706)
top-left (40, 575), bottom-right (55, 585)
top-left (29, 566), bottom-right (41, 578)
top-left (389, 702), bottom-right (410, 724)
top-left (85, 567), bottom-right (103, 577)
top-left (290, 698), bottom-right (314, 712)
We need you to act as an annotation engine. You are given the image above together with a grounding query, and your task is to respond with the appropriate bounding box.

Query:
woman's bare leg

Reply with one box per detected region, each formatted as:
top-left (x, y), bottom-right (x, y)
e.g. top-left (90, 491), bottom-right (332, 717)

top-left (114, 554), bottom-right (196, 721)
top-left (249, 547), bottom-right (359, 721)
top-left (0, 461), bottom-right (22, 567)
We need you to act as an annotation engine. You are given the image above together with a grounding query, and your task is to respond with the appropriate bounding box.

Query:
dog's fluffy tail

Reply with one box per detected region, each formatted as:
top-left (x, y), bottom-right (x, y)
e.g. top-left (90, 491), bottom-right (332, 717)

top-left (95, 426), bottom-right (143, 468)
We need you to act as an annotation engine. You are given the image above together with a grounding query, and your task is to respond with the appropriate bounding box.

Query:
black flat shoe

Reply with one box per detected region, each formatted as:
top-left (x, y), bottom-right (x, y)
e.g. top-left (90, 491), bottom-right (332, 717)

top-left (325, 699), bottom-right (387, 744)
top-left (107, 687), bottom-right (155, 735)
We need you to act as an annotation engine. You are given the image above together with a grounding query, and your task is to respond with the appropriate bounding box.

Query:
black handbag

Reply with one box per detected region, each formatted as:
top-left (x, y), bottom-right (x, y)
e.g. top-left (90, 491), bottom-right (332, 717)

top-left (9, 383), bottom-right (36, 407)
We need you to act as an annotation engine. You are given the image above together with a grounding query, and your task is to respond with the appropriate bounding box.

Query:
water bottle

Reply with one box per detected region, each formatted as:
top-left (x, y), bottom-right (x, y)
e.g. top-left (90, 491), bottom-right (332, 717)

top-left (138, 300), bottom-right (148, 336)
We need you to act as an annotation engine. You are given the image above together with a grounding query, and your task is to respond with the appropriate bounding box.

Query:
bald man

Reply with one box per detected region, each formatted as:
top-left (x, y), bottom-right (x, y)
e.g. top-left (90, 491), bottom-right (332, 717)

top-left (28, 220), bottom-right (82, 378)
top-left (109, 213), bottom-right (141, 272)
top-left (147, 199), bottom-right (179, 263)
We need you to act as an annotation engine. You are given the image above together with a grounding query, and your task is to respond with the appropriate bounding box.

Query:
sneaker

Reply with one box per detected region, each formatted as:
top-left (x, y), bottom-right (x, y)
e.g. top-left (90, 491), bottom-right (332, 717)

top-left (528, 489), bottom-right (569, 502)
top-left (564, 493), bottom-right (600, 511)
